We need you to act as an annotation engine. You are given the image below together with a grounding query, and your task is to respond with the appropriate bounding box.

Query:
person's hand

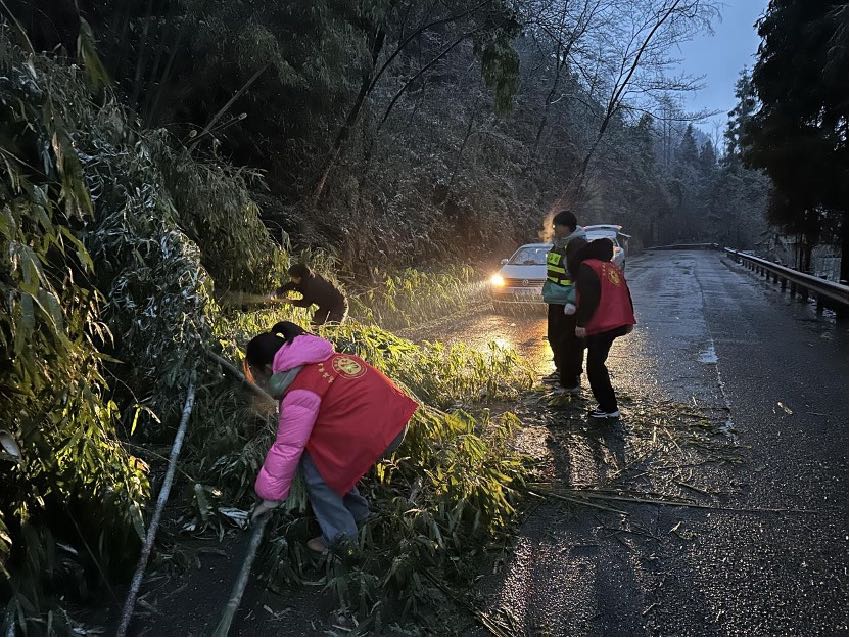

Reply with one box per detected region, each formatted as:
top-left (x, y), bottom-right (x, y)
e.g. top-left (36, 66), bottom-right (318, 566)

top-left (575, 326), bottom-right (587, 338)
top-left (251, 499), bottom-right (281, 523)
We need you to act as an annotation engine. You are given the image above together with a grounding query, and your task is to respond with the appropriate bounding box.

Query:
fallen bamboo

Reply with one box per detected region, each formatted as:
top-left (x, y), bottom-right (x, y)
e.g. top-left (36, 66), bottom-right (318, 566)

top-left (554, 489), bottom-right (820, 515)
top-left (213, 512), bottom-right (271, 637)
top-left (4, 604), bottom-right (14, 637)
top-left (116, 378), bottom-right (197, 637)
top-left (205, 349), bottom-right (276, 405)
top-left (421, 570), bottom-right (511, 637)
top-left (525, 487), bottom-right (628, 515)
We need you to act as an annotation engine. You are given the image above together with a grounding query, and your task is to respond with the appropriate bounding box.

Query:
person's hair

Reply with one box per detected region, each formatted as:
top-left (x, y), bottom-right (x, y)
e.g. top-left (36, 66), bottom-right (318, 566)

top-left (244, 321), bottom-right (306, 369)
top-left (552, 210), bottom-right (578, 231)
top-left (579, 237), bottom-right (614, 263)
top-left (288, 263), bottom-right (312, 279)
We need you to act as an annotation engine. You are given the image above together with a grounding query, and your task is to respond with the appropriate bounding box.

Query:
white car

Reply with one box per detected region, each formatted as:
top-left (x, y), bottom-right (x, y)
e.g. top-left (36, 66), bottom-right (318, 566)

top-left (583, 224), bottom-right (628, 271)
top-left (488, 226), bottom-right (628, 312)
top-left (488, 243), bottom-right (550, 312)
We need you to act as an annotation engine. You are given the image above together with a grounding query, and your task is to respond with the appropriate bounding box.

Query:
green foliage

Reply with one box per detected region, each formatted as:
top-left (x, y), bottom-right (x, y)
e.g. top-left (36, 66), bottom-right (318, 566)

top-left (0, 27), bottom-right (150, 631)
top-left (201, 313), bottom-right (532, 624)
top-left (149, 135), bottom-right (285, 294)
top-left (0, 23), bottom-right (291, 632)
top-left (349, 266), bottom-right (487, 330)
top-left (743, 0), bottom-right (847, 247)
top-left (478, 32), bottom-right (521, 116)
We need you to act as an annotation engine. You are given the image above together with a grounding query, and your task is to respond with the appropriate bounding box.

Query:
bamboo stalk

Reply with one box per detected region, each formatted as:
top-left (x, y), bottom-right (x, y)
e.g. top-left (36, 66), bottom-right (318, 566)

top-left (525, 487), bottom-right (628, 515)
top-left (205, 349), bottom-right (276, 405)
top-left (117, 378), bottom-right (197, 636)
top-left (213, 512), bottom-right (271, 637)
top-left (4, 603), bottom-right (14, 637)
top-left (420, 570), bottom-right (510, 637)
top-left (560, 490), bottom-right (819, 514)
top-left (189, 65), bottom-right (268, 150)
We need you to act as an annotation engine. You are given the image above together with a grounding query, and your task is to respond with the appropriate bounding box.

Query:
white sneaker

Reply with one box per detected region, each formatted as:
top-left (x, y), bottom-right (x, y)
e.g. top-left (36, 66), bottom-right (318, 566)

top-left (588, 407), bottom-right (620, 419)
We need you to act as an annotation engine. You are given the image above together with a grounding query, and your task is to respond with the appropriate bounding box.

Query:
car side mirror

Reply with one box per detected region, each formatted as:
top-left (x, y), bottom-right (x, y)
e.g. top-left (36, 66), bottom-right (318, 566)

top-left (500, 259), bottom-right (509, 265)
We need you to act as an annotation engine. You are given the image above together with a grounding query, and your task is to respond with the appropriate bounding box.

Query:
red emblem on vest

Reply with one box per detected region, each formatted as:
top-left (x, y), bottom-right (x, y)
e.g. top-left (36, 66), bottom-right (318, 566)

top-left (603, 264), bottom-right (622, 286)
top-left (332, 355), bottom-right (367, 379)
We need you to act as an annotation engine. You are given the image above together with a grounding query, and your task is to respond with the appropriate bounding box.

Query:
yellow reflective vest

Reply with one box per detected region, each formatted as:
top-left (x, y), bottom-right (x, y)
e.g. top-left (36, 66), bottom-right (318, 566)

top-left (546, 246), bottom-right (572, 286)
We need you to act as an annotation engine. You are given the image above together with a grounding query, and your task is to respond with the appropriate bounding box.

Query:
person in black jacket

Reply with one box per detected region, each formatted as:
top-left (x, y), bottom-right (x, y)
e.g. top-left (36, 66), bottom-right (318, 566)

top-left (274, 264), bottom-right (348, 327)
top-left (571, 238), bottom-right (635, 420)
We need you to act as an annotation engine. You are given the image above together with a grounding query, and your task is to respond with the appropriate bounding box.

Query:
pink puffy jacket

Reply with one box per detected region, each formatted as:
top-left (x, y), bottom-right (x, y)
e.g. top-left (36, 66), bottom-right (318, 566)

top-left (254, 334), bottom-right (417, 501)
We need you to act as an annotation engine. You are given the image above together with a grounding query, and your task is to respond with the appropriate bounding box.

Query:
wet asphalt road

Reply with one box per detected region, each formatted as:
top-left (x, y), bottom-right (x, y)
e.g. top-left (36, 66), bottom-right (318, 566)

top-left (442, 250), bottom-right (848, 636)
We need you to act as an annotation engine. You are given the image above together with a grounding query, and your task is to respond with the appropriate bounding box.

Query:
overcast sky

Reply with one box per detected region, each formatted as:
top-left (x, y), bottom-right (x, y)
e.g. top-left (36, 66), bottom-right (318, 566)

top-left (675, 0), bottom-right (770, 136)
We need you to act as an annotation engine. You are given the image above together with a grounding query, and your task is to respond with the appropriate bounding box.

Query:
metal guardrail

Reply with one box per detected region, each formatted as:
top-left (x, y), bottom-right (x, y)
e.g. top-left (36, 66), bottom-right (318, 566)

top-left (645, 242), bottom-right (719, 251)
top-left (723, 247), bottom-right (848, 314)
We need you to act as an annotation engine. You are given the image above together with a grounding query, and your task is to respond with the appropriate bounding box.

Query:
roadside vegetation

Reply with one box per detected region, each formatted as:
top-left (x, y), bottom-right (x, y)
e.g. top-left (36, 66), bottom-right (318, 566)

top-left (0, 27), bottom-right (534, 635)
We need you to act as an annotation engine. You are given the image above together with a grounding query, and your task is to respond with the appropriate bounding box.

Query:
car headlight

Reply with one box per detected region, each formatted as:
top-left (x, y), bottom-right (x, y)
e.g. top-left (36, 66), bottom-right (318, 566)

top-left (489, 273), bottom-right (505, 287)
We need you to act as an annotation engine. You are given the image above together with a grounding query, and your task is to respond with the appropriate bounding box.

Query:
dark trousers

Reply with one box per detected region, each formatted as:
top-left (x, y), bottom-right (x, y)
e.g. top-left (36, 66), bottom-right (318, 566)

top-left (586, 327), bottom-right (629, 413)
top-left (547, 305), bottom-right (585, 388)
top-left (313, 302), bottom-right (348, 327)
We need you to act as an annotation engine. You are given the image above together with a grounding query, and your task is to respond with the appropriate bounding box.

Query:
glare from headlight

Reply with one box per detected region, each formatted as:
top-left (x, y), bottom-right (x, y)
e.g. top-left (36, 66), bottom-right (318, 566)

top-left (490, 273), bottom-right (505, 287)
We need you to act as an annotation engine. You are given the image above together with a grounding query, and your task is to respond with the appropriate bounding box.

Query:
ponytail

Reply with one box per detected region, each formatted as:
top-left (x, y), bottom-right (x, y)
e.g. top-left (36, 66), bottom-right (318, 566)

top-left (244, 321), bottom-right (306, 372)
top-left (271, 321), bottom-right (305, 343)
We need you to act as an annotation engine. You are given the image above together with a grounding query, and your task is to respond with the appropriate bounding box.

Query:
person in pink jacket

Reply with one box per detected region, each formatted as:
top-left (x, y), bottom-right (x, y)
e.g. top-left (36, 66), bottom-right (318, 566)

top-left (243, 321), bottom-right (418, 553)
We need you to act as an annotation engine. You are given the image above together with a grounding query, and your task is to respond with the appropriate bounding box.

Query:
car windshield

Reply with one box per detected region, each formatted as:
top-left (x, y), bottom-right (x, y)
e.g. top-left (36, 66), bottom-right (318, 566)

top-left (509, 246), bottom-right (549, 265)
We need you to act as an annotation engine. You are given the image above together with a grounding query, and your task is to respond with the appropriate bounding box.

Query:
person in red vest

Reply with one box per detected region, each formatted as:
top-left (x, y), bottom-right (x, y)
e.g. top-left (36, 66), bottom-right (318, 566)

top-left (242, 321), bottom-right (418, 553)
top-left (572, 238), bottom-right (636, 419)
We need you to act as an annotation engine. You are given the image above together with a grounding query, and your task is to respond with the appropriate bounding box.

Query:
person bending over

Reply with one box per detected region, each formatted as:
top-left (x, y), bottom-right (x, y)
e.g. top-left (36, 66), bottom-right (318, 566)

top-left (274, 264), bottom-right (348, 327)
top-left (244, 321), bottom-right (417, 553)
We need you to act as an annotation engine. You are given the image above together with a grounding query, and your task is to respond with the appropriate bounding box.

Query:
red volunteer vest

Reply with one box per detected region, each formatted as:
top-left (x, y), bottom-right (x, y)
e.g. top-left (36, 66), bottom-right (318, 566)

top-left (288, 353), bottom-right (418, 495)
top-left (581, 259), bottom-right (636, 336)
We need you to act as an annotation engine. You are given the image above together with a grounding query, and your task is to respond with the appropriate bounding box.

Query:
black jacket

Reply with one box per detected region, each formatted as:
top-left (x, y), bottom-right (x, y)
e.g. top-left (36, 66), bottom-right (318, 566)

top-left (573, 239), bottom-right (633, 328)
top-left (276, 273), bottom-right (346, 310)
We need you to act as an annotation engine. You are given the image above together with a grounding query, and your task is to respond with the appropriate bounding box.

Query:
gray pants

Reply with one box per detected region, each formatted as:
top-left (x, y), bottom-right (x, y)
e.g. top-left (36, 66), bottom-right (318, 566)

top-left (301, 427), bottom-right (406, 545)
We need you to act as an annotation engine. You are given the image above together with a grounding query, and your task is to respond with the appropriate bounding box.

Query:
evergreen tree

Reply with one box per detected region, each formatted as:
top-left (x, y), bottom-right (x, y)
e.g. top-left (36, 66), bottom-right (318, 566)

top-left (698, 140), bottom-right (717, 171)
top-left (677, 124), bottom-right (700, 166)
top-left (724, 69), bottom-right (758, 161)
top-left (742, 0), bottom-right (848, 273)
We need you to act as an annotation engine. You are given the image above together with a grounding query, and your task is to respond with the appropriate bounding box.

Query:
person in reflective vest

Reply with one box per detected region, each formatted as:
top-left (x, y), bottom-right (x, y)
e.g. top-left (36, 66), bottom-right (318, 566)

top-left (541, 210), bottom-right (587, 392)
top-left (573, 238), bottom-right (636, 419)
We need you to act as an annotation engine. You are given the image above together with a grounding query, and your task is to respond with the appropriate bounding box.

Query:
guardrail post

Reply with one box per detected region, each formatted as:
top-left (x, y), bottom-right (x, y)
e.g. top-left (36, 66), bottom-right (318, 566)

top-left (781, 277), bottom-right (787, 292)
top-left (816, 295), bottom-right (824, 315)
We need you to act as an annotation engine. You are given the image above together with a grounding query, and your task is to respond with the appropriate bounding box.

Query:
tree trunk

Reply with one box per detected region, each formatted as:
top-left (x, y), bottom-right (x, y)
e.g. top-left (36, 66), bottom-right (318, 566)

top-left (443, 92), bottom-right (481, 204)
top-left (309, 27), bottom-right (387, 206)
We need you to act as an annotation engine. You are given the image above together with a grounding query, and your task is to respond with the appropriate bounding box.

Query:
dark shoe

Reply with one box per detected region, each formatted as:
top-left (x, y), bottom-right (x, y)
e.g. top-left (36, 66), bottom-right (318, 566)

top-left (588, 407), bottom-right (620, 419)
